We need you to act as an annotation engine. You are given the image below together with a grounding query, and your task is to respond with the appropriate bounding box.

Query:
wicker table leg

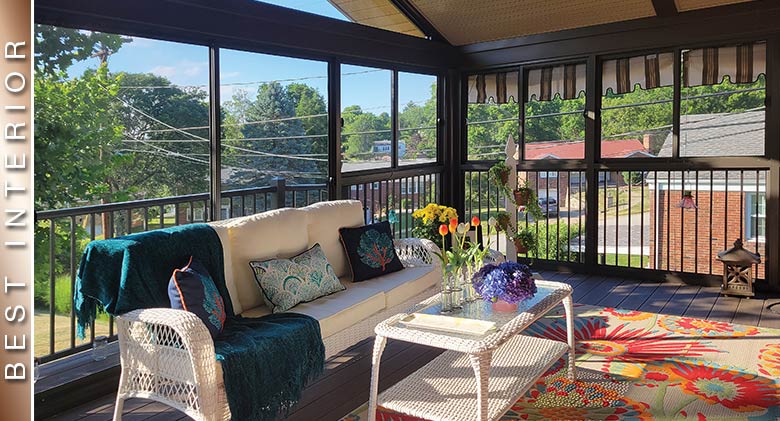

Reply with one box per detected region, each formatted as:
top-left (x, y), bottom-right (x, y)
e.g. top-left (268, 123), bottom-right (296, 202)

top-left (562, 295), bottom-right (576, 380)
top-left (469, 352), bottom-right (492, 421)
top-left (367, 335), bottom-right (387, 421)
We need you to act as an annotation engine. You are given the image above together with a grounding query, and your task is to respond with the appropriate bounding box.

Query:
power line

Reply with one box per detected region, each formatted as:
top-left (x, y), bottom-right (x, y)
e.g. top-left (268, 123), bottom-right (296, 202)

top-left (117, 69), bottom-right (383, 90)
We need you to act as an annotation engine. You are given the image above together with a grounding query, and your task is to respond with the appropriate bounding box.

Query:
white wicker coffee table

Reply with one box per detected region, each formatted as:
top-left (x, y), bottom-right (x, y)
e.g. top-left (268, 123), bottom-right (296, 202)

top-left (367, 280), bottom-right (574, 421)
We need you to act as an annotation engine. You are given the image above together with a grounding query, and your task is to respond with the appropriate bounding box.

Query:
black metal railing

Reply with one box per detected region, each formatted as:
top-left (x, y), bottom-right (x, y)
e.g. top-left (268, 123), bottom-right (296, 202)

top-left (597, 168), bottom-right (767, 279)
top-left (463, 166), bottom-right (768, 279)
top-left (464, 169), bottom-right (586, 263)
top-left (34, 178), bottom-right (327, 363)
top-left (343, 169), bottom-right (441, 239)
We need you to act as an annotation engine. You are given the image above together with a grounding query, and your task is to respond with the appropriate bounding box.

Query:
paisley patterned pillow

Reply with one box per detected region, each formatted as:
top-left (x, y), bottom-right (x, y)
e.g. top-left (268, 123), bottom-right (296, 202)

top-left (168, 256), bottom-right (227, 338)
top-left (249, 243), bottom-right (345, 313)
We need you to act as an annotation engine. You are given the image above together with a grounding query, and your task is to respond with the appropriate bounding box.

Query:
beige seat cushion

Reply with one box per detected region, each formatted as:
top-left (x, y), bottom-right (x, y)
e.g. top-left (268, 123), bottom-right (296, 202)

top-left (341, 265), bottom-right (440, 308)
top-left (301, 200), bottom-right (364, 278)
top-left (219, 208), bottom-right (310, 312)
top-left (242, 285), bottom-right (385, 339)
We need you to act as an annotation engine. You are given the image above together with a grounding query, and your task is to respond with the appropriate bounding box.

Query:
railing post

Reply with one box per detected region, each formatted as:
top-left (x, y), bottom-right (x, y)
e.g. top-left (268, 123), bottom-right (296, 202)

top-left (273, 177), bottom-right (287, 209)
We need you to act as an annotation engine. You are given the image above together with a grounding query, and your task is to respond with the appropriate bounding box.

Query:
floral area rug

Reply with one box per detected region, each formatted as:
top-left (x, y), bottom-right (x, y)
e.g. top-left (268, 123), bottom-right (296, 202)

top-left (341, 304), bottom-right (780, 420)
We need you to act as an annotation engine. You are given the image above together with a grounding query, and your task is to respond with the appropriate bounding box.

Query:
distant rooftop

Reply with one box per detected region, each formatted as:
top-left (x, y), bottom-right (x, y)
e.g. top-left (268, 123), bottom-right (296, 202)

top-left (525, 139), bottom-right (651, 160)
top-left (658, 111), bottom-right (765, 157)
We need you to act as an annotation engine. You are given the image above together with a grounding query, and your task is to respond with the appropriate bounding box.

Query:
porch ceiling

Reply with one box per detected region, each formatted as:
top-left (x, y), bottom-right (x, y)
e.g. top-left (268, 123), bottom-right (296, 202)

top-left (334, 0), bottom-right (757, 46)
top-left (328, 0), bottom-right (425, 38)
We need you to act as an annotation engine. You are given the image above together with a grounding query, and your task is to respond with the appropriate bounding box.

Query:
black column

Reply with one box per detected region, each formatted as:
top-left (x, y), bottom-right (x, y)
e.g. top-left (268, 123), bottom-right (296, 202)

top-left (208, 46), bottom-right (222, 220)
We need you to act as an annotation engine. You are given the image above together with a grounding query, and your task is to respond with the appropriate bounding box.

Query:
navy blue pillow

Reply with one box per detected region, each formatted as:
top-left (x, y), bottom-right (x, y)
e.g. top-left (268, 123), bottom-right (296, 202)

top-left (339, 221), bottom-right (404, 282)
top-left (168, 256), bottom-right (227, 338)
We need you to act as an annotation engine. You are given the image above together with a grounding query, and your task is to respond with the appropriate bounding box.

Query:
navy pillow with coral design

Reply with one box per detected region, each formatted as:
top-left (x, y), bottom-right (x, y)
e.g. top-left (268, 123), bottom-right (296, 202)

top-left (168, 256), bottom-right (227, 338)
top-left (339, 221), bottom-right (404, 282)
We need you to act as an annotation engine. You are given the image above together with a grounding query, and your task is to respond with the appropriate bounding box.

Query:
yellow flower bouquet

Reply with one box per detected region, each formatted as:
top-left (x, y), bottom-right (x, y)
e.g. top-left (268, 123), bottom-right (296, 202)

top-left (411, 203), bottom-right (458, 243)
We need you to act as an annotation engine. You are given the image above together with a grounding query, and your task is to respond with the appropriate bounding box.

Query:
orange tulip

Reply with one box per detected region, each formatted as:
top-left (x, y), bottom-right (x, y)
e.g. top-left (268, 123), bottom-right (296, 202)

top-left (438, 224), bottom-right (449, 236)
top-left (471, 216), bottom-right (480, 226)
top-left (449, 218), bottom-right (458, 234)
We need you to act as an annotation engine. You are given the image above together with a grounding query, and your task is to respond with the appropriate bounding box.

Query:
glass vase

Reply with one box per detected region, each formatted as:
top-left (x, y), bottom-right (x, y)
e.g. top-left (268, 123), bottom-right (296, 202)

top-left (462, 263), bottom-right (477, 303)
top-left (440, 272), bottom-right (453, 313)
top-left (449, 269), bottom-right (463, 310)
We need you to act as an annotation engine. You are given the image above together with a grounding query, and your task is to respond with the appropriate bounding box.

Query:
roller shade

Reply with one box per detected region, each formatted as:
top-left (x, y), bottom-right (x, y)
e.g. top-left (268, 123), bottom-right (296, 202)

top-left (467, 72), bottom-right (518, 104)
top-left (602, 52), bottom-right (674, 94)
top-left (527, 63), bottom-right (586, 101)
top-left (684, 41), bottom-right (766, 87)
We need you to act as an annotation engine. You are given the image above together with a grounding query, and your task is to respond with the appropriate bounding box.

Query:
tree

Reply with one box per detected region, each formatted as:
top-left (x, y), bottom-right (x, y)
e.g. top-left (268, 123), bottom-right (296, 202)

top-left (114, 73), bottom-right (211, 199)
top-left (35, 25), bottom-right (130, 77)
top-left (223, 82), bottom-right (317, 189)
top-left (35, 66), bottom-right (125, 209)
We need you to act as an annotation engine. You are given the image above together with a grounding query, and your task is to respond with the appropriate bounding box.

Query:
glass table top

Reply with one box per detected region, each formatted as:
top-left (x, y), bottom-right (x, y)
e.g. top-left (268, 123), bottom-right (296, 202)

top-left (413, 283), bottom-right (565, 332)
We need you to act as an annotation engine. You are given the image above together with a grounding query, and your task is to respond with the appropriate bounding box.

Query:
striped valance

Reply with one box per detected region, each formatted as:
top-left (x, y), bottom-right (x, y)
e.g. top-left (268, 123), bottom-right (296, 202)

top-left (527, 63), bottom-right (586, 102)
top-left (684, 42), bottom-right (766, 87)
top-left (602, 52), bottom-right (674, 95)
top-left (467, 72), bottom-right (518, 104)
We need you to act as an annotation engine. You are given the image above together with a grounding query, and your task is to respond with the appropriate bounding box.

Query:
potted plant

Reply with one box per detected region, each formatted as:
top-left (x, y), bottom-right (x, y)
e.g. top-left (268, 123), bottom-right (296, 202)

top-left (512, 228), bottom-right (536, 255)
top-left (513, 185), bottom-right (533, 206)
top-left (494, 211), bottom-right (511, 233)
top-left (472, 261), bottom-right (537, 312)
top-left (488, 162), bottom-right (511, 187)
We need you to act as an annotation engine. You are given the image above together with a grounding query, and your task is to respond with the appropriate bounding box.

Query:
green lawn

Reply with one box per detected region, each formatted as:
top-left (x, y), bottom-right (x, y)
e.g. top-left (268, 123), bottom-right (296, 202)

top-left (34, 312), bottom-right (111, 357)
top-left (600, 253), bottom-right (647, 268)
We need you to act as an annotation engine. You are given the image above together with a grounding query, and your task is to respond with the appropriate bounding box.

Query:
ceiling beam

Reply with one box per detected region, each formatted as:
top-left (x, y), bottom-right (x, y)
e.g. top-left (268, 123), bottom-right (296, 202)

top-left (387, 0), bottom-right (448, 43)
top-left (35, 0), bottom-right (459, 70)
top-left (652, 0), bottom-right (678, 17)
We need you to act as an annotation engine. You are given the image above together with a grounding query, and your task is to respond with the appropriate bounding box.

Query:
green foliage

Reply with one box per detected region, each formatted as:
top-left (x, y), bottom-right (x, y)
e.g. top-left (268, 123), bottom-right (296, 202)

top-left (527, 222), bottom-right (582, 261)
top-left (621, 171), bottom-right (645, 185)
top-left (115, 72), bottom-right (210, 198)
top-left (35, 25), bottom-right (130, 76)
top-left (488, 162), bottom-right (511, 195)
top-left (34, 66), bottom-right (126, 209)
top-left (513, 228), bottom-right (537, 253)
top-left (466, 102), bottom-right (518, 160)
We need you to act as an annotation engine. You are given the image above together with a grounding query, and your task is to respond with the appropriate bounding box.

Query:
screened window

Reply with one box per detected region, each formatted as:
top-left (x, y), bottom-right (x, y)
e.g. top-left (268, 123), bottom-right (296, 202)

top-left (680, 42), bottom-right (766, 157)
top-left (465, 72), bottom-right (519, 160)
top-left (398, 72), bottom-right (437, 166)
top-left (524, 63), bottom-right (586, 160)
top-left (341, 65), bottom-right (392, 172)
top-left (220, 49), bottom-right (328, 192)
top-left (601, 53), bottom-right (673, 158)
top-left (745, 192), bottom-right (766, 241)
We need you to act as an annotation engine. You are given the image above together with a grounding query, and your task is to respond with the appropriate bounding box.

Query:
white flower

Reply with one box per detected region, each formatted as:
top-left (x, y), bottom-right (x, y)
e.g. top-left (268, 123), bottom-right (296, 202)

top-left (488, 217), bottom-right (497, 227)
top-left (456, 223), bottom-right (467, 234)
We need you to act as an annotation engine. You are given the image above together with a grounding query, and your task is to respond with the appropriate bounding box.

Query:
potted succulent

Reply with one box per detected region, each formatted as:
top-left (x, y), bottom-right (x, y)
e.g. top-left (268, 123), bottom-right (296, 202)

top-left (512, 228), bottom-right (537, 255)
top-left (472, 261), bottom-right (537, 312)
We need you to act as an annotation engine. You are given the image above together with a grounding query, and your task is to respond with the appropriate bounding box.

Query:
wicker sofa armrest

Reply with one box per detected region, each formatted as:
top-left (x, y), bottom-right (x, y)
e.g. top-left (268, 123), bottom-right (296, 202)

top-left (116, 308), bottom-right (221, 420)
top-left (394, 238), bottom-right (441, 266)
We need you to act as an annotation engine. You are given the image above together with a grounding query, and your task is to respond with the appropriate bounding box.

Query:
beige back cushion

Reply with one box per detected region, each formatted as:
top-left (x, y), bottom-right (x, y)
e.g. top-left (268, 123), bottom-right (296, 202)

top-left (219, 208), bottom-right (309, 312)
top-left (302, 200), bottom-right (364, 278)
top-left (206, 222), bottom-right (243, 314)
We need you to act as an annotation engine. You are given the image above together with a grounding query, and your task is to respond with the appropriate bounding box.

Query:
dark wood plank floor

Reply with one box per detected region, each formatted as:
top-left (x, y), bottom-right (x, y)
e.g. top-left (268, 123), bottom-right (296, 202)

top-left (42, 272), bottom-right (780, 421)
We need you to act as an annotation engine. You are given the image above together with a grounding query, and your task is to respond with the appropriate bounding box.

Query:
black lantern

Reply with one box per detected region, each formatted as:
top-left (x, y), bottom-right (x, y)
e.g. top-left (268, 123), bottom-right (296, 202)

top-left (716, 239), bottom-right (761, 298)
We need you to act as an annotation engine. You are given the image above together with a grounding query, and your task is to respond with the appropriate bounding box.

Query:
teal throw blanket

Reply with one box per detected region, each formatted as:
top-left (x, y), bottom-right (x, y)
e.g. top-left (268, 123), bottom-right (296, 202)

top-left (74, 224), bottom-right (325, 420)
top-left (74, 224), bottom-right (234, 337)
top-left (216, 314), bottom-right (325, 420)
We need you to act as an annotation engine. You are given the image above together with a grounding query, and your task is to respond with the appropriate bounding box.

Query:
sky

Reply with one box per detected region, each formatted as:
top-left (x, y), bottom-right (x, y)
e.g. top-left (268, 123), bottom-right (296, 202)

top-left (65, 0), bottom-right (435, 112)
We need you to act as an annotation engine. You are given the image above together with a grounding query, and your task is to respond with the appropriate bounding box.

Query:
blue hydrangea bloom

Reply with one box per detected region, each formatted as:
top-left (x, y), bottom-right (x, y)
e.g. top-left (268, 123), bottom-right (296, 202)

top-left (472, 261), bottom-right (536, 304)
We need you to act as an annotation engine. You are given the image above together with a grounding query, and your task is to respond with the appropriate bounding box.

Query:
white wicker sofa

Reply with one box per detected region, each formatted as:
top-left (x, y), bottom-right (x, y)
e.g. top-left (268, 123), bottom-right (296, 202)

top-left (113, 200), bottom-right (443, 421)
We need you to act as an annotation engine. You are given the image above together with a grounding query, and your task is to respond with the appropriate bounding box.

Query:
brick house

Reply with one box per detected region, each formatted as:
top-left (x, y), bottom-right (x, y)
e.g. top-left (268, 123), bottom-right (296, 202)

top-left (521, 138), bottom-right (651, 205)
top-left (649, 111), bottom-right (766, 278)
